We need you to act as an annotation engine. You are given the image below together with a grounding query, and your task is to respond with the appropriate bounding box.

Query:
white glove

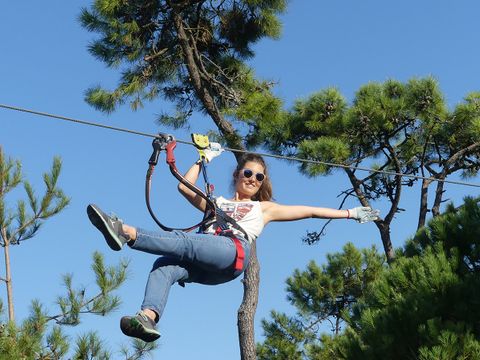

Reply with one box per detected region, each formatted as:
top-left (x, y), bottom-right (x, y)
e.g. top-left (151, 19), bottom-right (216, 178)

top-left (203, 142), bottom-right (224, 163)
top-left (348, 207), bottom-right (380, 223)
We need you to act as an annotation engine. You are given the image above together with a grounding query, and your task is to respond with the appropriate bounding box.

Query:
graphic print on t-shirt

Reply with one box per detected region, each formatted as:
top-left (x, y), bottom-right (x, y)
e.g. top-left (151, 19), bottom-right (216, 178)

top-left (221, 202), bottom-right (254, 221)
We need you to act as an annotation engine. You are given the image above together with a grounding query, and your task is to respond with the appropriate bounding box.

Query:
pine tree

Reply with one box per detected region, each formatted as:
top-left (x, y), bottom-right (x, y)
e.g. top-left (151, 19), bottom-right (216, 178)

top-left (0, 148), bottom-right (156, 359)
top-left (257, 244), bottom-right (386, 360)
top-left (0, 147), bottom-right (69, 322)
top-left (250, 78), bottom-right (480, 263)
top-left (79, 0), bottom-right (285, 149)
top-left (0, 252), bottom-right (157, 359)
top-left (258, 198), bottom-right (480, 360)
top-left (310, 198), bottom-right (480, 359)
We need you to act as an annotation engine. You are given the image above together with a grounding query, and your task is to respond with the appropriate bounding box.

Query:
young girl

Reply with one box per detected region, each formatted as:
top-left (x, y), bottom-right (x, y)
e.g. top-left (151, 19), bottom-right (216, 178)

top-left (87, 150), bottom-right (379, 342)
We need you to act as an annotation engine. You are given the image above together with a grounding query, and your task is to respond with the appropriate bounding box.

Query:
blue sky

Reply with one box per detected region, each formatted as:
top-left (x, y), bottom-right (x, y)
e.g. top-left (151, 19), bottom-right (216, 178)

top-left (1, 0), bottom-right (479, 358)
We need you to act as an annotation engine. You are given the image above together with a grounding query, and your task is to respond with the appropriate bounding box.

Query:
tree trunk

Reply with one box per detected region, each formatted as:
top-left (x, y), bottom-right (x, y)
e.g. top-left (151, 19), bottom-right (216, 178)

top-left (417, 179), bottom-right (432, 230)
top-left (335, 315), bottom-right (341, 335)
top-left (431, 178), bottom-right (446, 217)
top-left (377, 221), bottom-right (395, 264)
top-left (238, 241), bottom-right (260, 360)
top-left (3, 241), bottom-right (14, 322)
top-left (344, 168), bottom-right (395, 263)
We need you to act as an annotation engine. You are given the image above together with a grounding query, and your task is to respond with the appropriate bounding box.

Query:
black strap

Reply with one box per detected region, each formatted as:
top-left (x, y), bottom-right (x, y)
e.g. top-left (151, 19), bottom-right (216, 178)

top-left (213, 201), bottom-right (249, 240)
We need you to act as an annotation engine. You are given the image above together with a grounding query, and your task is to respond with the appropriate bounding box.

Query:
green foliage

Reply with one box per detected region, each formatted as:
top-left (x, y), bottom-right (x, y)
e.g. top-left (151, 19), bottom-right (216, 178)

top-left (257, 244), bottom-right (386, 359)
top-left (298, 137), bottom-right (350, 176)
top-left (80, 0), bottom-right (285, 133)
top-left (74, 332), bottom-right (110, 360)
top-left (418, 331), bottom-right (480, 360)
top-left (54, 252), bottom-right (128, 325)
top-left (0, 148), bottom-right (154, 359)
top-left (46, 326), bottom-right (70, 359)
top-left (259, 198), bottom-right (480, 359)
top-left (286, 244), bottom-right (385, 329)
top-left (405, 196), bottom-right (480, 275)
top-left (258, 311), bottom-right (307, 360)
top-left (345, 246), bottom-right (458, 359)
top-left (446, 92), bottom-right (480, 164)
top-left (404, 77), bottom-right (447, 122)
top-left (118, 338), bottom-right (158, 360)
top-left (0, 253), bottom-right (154, 359)
top-left (228, 71), bottom-right (283, 123)
top-left (0, 151), bottom-right (70, 246)
top-left (253, 76), bottom-right (480, 182)
top-left (252, 77), bottom-right (480, 259)
top-left (0, 149), bottom-right (22, 234)
top-left (328, 198), bottom-right (480, 359)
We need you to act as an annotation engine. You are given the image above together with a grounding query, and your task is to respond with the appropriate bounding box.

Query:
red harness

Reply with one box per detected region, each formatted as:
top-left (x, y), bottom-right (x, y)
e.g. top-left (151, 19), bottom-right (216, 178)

top-left (215, 228), bottom-right (245, 272)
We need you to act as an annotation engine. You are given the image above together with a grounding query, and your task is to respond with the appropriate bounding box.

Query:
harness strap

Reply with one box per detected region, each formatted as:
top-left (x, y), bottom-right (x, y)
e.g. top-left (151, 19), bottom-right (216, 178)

top-left (215, 228), bottom-right (245, 272)
top-left (215, 202), bottom-right (249, 238)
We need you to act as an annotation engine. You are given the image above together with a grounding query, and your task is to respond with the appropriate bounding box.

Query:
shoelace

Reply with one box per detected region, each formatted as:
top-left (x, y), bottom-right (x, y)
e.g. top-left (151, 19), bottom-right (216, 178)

top-left (137, 311), bottom-right (152, 324)
top-left (109, 212), bottom-right (124, 224)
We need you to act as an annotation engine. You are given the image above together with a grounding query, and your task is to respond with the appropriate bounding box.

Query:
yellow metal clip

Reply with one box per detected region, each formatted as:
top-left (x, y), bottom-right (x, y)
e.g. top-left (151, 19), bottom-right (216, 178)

top-left (191, 133), bottom-right (210, 160)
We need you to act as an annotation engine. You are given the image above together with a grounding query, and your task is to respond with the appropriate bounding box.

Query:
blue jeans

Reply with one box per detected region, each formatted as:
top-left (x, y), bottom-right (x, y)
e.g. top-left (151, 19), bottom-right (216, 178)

top-left (131, 228), bottom-right (251, 320)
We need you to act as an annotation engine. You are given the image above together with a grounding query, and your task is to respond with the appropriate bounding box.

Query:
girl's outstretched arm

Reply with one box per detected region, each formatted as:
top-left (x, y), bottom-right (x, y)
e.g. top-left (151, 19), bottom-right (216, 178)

top-left (261, 202), bottom-right (379, 225)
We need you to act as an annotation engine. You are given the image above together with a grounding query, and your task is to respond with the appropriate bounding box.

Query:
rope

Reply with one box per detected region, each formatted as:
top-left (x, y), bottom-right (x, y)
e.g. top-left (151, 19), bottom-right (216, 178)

top-left (1, 103), bottom-right (480, 188)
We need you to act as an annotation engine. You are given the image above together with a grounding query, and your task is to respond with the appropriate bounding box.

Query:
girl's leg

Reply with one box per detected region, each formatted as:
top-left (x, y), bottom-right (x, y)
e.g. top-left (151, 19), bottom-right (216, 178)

top-left (119, 256), bottom-right (190, 342)
top-left (140, 254), bottom-right (249, 320)
top-left (125, 255), bottom-right (242, 341)
top-left (87, 203), bottom-right (240, 272)
top-left (131, 228), bottom-right (239, 272)
top-left (141, 256), bottom-right (190, 319)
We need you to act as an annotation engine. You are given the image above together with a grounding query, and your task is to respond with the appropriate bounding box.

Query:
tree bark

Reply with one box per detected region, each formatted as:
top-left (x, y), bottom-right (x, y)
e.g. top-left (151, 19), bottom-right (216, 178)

top-left (417, 179), bottom-right (431, 230)
top-left (238, 241), bottom-right (259, 360)
top-left (344, 168), bottom-right (395, 263)
top-left (377, 221), bottom-right (395, 264)
top-left (431, 178), bottom-right (445, 217)
top-left (430, 142), bottom-right (480, 218)
top-left (3, 240), bottom-right (14, 322)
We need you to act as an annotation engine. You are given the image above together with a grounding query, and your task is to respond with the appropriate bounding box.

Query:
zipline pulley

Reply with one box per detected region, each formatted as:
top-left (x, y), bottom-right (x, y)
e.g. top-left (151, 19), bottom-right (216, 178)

top-left (191, 133), bottom-right (215, 199)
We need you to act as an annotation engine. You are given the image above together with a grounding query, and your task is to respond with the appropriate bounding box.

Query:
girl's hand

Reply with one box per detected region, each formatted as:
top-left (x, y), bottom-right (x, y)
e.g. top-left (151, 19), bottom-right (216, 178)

top-left (203, 142), bottom-right (224, 163)
top-left (348, 207), bottom-right (380, 223)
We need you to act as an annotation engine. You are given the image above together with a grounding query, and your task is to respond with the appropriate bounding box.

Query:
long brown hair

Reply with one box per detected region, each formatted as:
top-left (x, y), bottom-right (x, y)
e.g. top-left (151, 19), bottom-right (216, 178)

top-left (232, 153), bottom-right (273, 201)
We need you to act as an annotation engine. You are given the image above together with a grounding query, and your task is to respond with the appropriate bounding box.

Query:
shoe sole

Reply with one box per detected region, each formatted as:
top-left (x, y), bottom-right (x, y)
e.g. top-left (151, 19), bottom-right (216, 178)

top-left (120, 316), bottom-right (161, 342)
top-left (87, 204), bottom-right (123, 251)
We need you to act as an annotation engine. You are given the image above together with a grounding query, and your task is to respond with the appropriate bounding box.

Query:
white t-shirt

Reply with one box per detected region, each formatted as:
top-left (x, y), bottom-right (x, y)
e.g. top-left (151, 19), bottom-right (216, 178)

top-left (205, 196), bottom-right (264, 243)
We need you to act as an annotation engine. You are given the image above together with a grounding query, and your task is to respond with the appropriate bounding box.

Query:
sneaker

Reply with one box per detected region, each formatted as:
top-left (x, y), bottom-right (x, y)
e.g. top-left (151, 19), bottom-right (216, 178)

top-left (87, 204), bottom-right (130, 251)
top-left (120, 311), bottom-right (161, 342)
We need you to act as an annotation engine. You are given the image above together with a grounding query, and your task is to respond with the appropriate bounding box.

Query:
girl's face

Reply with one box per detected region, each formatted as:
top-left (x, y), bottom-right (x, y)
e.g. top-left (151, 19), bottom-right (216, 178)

top-left (234, 161), bottom-right (266, 199)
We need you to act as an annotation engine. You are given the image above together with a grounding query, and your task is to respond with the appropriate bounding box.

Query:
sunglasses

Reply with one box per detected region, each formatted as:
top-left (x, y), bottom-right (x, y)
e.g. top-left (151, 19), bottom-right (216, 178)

top-left (241, 169), bottom-right (265, 182)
